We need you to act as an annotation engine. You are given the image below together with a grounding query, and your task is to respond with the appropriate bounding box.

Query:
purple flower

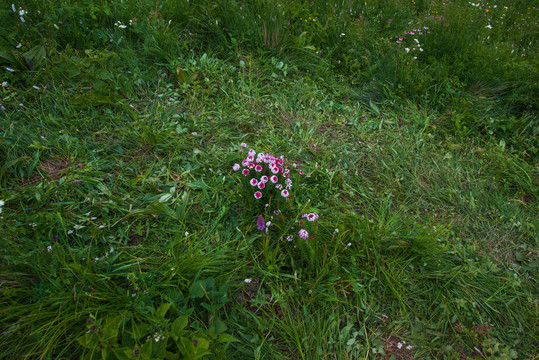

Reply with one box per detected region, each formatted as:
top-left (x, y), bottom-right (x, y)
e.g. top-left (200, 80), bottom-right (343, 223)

top-left (298, 229), bottom-right (308, 239)
top-left (257, 215), bottom-right (265, 230)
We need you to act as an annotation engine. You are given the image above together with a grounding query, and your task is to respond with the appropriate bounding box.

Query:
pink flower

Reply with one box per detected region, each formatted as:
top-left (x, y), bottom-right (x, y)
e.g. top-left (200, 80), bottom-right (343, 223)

top-left (276, 184), bottom-right (283, 190)
top-left (233, 164), bottom-right (240, 171)
top-left (258, 182), bottom-right (265, 189)
top-left (246, 155), bottom-right (254, 162)
top-left (241, 143), bottom-right (247, 147)
top-left (281, 189), bottom-right (289, 197)
top-left (270, 175), bottom-right (278, 183)
top-left (299, 170), bottom-right (304, 175)
top-left (254, 191), bottom-right (262, 199)
top-left (255, 165), bottom-right (263, 172)
top-left (248, 149), bottom-right (256, 156)
top-left (260, 176), bottom-right (268, 183)
top-left (286, 235), bottom-right (293, 241)
top-left (270, 166), bottom-right (279, 174)
top-left (250, 178), bottom-right (258, 186)
top-left (242, 160), bottom-right (249, 166)
top-left (307, 213), bottom-right (318, 221)
top-left (298, 229), bottom-right (308, 239)
top-left (248, 163), bottom-right (255, 169)
top-left (242, 169), bottom-right (249, 176)
top-left (257, 215), bottom-right (265, 230)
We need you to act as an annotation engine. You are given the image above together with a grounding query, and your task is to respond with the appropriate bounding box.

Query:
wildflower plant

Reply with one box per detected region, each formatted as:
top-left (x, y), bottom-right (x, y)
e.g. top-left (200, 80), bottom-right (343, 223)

top-left (230, 144), bottom-right (324, 270)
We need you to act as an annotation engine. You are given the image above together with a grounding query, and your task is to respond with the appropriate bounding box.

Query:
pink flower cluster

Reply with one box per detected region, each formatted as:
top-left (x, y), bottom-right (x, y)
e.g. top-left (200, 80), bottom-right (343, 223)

top-left (302, 212), bottom-right (319, 222)
top-left (233, 146), bottom-right (295, 200)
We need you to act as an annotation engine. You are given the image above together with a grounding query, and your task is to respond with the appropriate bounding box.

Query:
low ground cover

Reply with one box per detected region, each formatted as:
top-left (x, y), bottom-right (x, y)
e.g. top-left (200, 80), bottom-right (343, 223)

top-left (1, 0), bottom-right (537, 358)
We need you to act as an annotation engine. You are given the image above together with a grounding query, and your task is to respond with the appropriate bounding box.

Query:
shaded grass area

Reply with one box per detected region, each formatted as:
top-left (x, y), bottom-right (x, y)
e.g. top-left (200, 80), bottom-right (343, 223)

top-left (1, 0), bottom-right (538, 359)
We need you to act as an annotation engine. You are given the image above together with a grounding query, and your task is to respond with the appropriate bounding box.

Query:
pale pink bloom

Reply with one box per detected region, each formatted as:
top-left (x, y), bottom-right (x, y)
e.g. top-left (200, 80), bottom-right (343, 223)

top-left (287, 235), bottom-right (293, 241)
top-left (260, 176), bottom-right (269, 183)
top-left (233, 164), bottom-right (240, 171)
top-left (248, 149), bottom-right (256, 156)
top-left (242, 169), bottom-right (249, 176)
top-left (258, 182), bottom-right (265, 189)
top-left (246, 155), bottom-right (254, 162)
top-left (276, 184), bottom-right (282, 190)
top-left (254, 191), bottom-right (262, 199)
top-left (241, 142), bottom-right (247, 147)
top-left (270, 175), bottom-right (278, 183)
top-left (307, 213), bottom-right (318, 221)
top-left (242, 160), bottom-right (249, 166)
top-left (248, 163), bottom-right (255, 169)
top-left (281, 189), bottom-right (289, 197)
top-left (298, 229), bottom-right (308, 239)
top-left (250, 178), bottom-right (258, 186)
top-left (271, 166), bottom-right (279, 174)
top-left (255, 165), bottom-right (263, 172)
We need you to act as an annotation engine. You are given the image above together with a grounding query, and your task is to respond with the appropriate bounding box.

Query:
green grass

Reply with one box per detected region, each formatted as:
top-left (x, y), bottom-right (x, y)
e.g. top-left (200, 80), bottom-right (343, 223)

top-left (1, 0), bottom-right (538, 359)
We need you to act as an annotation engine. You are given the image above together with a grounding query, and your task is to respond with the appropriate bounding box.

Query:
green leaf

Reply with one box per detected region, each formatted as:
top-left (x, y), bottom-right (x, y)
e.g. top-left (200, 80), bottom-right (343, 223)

top-left (171, 316), bottom-right (189, 335)
top-left (155, 303), bottom-right (172, 319)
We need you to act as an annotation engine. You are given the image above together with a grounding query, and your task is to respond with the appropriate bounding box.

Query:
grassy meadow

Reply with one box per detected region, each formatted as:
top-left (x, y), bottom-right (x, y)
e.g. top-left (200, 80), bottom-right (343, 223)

top-left (0, 0), bottom-right (538, 359)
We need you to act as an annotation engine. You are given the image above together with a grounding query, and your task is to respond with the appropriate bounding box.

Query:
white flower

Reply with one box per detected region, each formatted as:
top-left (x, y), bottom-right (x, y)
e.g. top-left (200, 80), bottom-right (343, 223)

top-left (67, 229), bottom-right (74, 234)
top-left (406, 345), bottom-right (412, 350)
top-left (244, 278), bottom-right (252, 284)
top-left (0, 200), bottom-right (4, 206)
top-left (32, 85), bottom-right (40, 90)
top-left (47, 245), bottom-right (52, 252)
top-left (404, 48), bottom-right (410, 53)
top-left (16, 43), bottom-right (22, 48)
top-left (185, 231), bottom-right (189, 236)
top-left (486, 24), bottom-right (492, 29)
top-left (20, 16), bottom-right (25, 23)
top-left (0, 82), bottom-right (4, 87)
top-left (397, 342), bottom-right (403, 349)
top-left (6, 67), bottom-right (15, 72)
top-left (54, 24), bottom-right (59, 30)
top-left (12, 4), bottom-right (16, 12)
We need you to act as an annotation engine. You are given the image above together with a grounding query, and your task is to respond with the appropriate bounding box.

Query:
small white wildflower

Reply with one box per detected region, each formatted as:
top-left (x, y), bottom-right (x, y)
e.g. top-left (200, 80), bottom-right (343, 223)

top-left (32, 85), bottom-right (40, 90)
top-left (54, 24), bottom-right (59, 30)
top-left (397, 342), bottom-right (403, 349)
top-left (406, 345), bottom-right (412, 350)
top-left (67, 229), bottom-right (74, 235)
top-left (486, 24), bottom-right (492, 29)
top-left (6, 68), bottom-right (15, 72)
top-left (90, 217), bottom-right (97, 220)
top-left (131, 293), bottom-right (137, 297)
top-left (119, 24), bottom-right (127, 29)
top-left (47, 245), bottom-right (52, 252)
top-left (346, 242), bottom-right (352, 247)
top-left (404, 48), bottom-right (410, 53)
top-left (244, 278), bottom-right (252, 284)
top-left (0, 200), bottom-right (4, 206)
top-left (20, 16), bottom-right (25, 23)
top-left (0, 82), bottom-right (5, 87)
top-left (185, 231), bottom-right (189, 236)
top-left (340, 33), bottom-right (345, 36)
top-left (12, 4), bottom-right (16, 12)
top-left (16, 43), bottom-right (22, 48)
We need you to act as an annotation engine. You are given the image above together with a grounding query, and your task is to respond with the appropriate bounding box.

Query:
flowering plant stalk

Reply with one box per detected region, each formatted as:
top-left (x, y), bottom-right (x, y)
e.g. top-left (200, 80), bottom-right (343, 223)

top-left (231, 144), bottom-right (322, 270)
